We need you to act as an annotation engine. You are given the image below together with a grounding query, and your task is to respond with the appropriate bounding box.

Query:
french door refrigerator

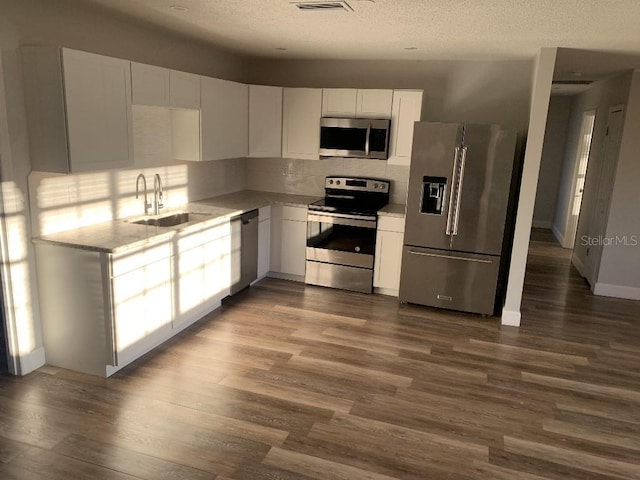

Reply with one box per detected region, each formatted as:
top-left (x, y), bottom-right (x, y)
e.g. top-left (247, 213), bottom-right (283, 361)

top-left (399, 122), bottom-right (516, 315)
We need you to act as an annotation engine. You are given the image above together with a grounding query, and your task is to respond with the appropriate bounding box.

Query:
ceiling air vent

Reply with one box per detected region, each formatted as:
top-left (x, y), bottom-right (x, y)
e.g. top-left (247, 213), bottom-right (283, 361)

top-left (552, 80), bottom-right (593, 85)
top-left (291, 1), bottom-right (354, 12)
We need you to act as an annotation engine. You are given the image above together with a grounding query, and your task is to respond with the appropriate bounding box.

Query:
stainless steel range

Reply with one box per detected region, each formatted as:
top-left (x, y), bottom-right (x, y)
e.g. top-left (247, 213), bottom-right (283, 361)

top-left (306, 176), bottom-right (390, 293)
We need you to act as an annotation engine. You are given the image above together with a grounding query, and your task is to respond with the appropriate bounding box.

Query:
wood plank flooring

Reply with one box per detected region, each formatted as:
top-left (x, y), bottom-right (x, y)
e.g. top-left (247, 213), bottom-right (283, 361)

top-left (1, 228), bottom-right (639, 479)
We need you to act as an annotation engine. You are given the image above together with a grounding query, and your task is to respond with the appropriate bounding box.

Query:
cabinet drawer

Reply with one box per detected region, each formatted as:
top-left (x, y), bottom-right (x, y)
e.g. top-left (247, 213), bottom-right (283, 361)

top-left (378, 215), bottom-right (405, 233)
top-left (399, 246), bottom-right (499, 315)
top-left (177, 220), bottom-right (231, 251)
top-left (111, 241), bottom-right (172, 277)
top-left (282, 205), bottom-right (307, 222)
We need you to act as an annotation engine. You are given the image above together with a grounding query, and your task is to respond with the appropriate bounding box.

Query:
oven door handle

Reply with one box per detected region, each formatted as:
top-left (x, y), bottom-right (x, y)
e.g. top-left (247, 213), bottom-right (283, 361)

top-left (307, 213), bottom-right (377, 228)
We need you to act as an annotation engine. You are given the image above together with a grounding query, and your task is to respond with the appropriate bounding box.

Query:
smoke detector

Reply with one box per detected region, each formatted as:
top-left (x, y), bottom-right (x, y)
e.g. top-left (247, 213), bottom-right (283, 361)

top-left (290, 1), bottom-right (354, 12)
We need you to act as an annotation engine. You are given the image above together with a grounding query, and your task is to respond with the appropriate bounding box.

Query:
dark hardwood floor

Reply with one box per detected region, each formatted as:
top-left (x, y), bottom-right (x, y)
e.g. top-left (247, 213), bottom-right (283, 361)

top-left (1, 229), bottom-right (639, 479)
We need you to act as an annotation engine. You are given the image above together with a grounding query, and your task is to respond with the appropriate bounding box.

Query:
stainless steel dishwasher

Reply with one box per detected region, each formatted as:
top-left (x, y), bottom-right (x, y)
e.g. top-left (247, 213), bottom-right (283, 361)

top-left (229, 209), bottom-right (259, 295)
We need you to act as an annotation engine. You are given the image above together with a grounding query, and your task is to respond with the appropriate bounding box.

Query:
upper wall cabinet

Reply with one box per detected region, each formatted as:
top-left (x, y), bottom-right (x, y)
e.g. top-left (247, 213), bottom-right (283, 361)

top-left (249, 85), bottom-right (283, 158)
top-left (170, 70), bottom-right (200, 109)
top-left (388, 89), bottom-right (423, 166)
top-left (357, 89), bottom-right (394, 118)
top-left (322, 88), bottom-right (357, 117)
top-left (201, 76), bottom-right (249, 161)
top-left (282, 88), bottom-right (322, 160)
top-left (131, 62), bottom-right (170, 106)
top-left (322, 88), bottom-right (393, 119)
top-left (22, 47), bottom-right (133, 173)
top-left (131, 64), bottom-right (200, 109)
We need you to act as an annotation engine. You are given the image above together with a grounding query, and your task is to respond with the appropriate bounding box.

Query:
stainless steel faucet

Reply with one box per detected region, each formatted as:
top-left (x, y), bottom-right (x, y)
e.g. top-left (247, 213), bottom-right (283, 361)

top-left (153, 173), bottom-right (164, 215)
top-left (135, 173), bottom-right (151, 215)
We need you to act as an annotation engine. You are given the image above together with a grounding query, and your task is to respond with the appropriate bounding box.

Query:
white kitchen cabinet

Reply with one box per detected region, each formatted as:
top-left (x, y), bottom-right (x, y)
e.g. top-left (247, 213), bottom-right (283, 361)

top-left (281, 206), bottom-right (308, 277)
top-left (388, 90), bottom-right (423, 166)
top-left (22, 47), bottom-right (133, 173)
top-left (111, 247), bottom-right (173, 367)
top-left (257, 206), bottom-right (271, 278)
top-left (171, 109), bottom-right (201, 161)
top-left (268, 204), bottom-right (307, 279)
top-left (35, 239), bottom-right (173, 377)
top-left (35, 217), bottom-right (233, 377)
top-left (322, 88), bottom-right (393, 119)
top-left (170, 70), bottom-right (200, 108)
top-left (357, 89), bottom-right (394, 118)
top-left (374, 215), bottom-right (406, 295)
top-left (249, 85), bottom-right (283, 157)
top-left (322, 88), bottom-right (357, 117)
top-left (131, 62), bottom-right (170, 106)
top-left (201, 76), bottom-right (249, 161)
top-left (174, 220), bottom-right (232, 329)
top-left (282, 88), bottom-right (322, 160)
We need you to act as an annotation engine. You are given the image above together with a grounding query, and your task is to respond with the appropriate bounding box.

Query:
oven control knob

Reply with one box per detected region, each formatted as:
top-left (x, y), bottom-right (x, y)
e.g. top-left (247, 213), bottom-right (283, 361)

top-left (373, 183), bottom-right (379, 189)
top-left (329, 179), bottom-right (334, 185)
top-left (336, 180), bottom-right (341, 185)
top-left (355, 246), bottom-right (361, 252)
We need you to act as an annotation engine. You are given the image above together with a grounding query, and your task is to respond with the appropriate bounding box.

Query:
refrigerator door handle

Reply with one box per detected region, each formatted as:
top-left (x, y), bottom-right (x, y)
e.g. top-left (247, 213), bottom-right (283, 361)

top-left (407, 250), bottom-right (493, 264)
top-left (445, 147), bottom-right (461, 235)
top-left (364, 122), bottom-right (371, 156)
top-left (452, 146), bottom-right (468, 236)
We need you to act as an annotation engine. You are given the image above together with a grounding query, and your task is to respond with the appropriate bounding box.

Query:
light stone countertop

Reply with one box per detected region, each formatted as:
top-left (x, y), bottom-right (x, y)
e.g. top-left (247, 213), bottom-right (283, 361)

top-left (378, 203), bottom-right (406, 218)
top-left (192, 190), bottom-right (320, 212)
top-left (33, 190), bottom-right (320, 254)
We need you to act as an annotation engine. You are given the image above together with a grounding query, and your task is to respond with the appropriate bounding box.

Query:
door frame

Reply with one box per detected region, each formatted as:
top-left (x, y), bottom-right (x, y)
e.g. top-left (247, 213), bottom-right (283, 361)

top-left (562, 108), bottom-right (597, 249)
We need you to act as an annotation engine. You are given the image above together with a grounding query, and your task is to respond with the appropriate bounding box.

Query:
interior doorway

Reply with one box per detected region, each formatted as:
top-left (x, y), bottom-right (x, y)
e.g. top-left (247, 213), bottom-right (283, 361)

top-left (561, 109), bottom-right (596, 249)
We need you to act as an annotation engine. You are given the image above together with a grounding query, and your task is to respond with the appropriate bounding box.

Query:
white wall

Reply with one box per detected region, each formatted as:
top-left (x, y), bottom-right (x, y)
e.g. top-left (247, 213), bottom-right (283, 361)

top-left (502, 48), bottom-right (557, 327)
top-left (596, 70), bottom-right (640, 299)
top-left (533, 96), bottom-right (571, 230)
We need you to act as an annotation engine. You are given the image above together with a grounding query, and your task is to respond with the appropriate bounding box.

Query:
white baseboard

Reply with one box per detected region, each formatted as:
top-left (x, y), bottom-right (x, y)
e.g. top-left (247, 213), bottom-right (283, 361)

top-left (374, 287), bottom-right (399, 297)
top-left (551, 223), bottom-right (566, 247)
top-left (500, 309), bottom-right (521, 326)
top-left (532, 220), bottom-right (552, 229)
top-left (19, 347), bottom-right (46, 375)
top-left (571, 253), bottom-right (588, 280)
top-left (593, 283), bottom-right (640, 300)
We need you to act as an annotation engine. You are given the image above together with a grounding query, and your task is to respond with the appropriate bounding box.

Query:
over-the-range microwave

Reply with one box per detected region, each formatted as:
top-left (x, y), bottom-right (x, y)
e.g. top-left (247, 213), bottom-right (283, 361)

top-left (319, 117), bottom-right (391, 160)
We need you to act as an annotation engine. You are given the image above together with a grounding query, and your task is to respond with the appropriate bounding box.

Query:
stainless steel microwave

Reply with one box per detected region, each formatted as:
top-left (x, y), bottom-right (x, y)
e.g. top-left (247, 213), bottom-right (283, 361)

top-left (319, 117), bottom-right (391, 160)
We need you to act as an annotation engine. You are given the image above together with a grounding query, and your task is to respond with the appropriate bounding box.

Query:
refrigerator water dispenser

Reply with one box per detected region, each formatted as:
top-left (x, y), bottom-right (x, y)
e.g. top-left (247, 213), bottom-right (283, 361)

top-left (420, 176), bottom-right (447, 215)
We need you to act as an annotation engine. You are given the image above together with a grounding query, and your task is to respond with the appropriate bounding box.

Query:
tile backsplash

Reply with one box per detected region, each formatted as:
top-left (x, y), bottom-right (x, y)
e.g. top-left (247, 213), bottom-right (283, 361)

top-left (245, 157), bottom-right (409, 204)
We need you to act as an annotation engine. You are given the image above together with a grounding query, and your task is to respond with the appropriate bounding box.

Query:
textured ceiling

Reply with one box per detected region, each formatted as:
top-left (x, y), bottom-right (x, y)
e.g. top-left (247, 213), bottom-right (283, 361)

top-left (84, 0), bottom-right (640, 61)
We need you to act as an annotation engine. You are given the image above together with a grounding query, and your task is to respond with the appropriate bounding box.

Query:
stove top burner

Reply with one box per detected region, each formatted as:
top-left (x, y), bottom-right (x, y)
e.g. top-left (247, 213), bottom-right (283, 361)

top-left (308, 176), bottom-right (391, 216)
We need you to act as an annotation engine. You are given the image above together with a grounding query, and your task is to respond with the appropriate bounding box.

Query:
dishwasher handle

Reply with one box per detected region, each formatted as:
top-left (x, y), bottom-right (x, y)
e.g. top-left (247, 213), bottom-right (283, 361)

top-left (235, 209), bottom-right (259, 225)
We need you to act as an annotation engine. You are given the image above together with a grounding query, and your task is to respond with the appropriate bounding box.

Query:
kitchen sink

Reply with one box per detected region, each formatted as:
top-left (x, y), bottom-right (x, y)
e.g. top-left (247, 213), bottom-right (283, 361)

top-left (128, 212), bottom-right (208, 227)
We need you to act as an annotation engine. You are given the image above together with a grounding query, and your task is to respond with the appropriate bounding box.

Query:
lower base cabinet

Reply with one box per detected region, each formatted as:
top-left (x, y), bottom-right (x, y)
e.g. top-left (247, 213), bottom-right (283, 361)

top-left (269, 204), bottom-right (307, 278)
top-left (257, 206), bottom-right (271, 279)
top-left (374, 215), bottom-right (406, 295)
top-left (36, 219), bottom-right (232, 377)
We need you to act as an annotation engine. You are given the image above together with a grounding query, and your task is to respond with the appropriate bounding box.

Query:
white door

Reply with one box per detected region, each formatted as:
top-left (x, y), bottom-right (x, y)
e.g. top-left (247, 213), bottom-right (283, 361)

top-left (563, 109), bottom-right (596, 249)
top-left (588, 105), bottom-right (625, 284)
top-left (387, 90), bottom-right (423, 166)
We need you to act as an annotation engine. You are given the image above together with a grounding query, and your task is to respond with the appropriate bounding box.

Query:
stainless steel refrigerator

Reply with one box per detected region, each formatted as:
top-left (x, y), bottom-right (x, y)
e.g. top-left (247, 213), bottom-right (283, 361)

top-left (399, 122), bottom-right (517, 315)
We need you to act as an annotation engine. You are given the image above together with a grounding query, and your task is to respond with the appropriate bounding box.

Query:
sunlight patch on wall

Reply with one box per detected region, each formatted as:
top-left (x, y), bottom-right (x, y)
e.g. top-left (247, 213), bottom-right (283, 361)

top-left (0, 182), bottom-right (35, 356)
top-left (29, 165), bottom-right (189, 237)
